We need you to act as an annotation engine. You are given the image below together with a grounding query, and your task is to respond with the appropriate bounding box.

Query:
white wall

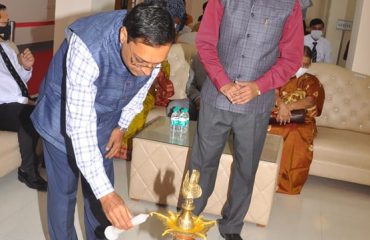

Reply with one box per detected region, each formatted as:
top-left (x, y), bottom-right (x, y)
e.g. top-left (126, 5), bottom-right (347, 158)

top-left (346, 0), bottom-right (370, 75)
top-left (325, 0), bottom-right (356, 65)
top-left (53, 0), bottom-right (115, 51)
top-left (1, 0), bottom-right (55, 45)
top-left (92, 0), bottom-right (116, 13)
top-left (306, 0), bottom-right (356, 66)
top-left (306, 0), bottom-right (331, 24)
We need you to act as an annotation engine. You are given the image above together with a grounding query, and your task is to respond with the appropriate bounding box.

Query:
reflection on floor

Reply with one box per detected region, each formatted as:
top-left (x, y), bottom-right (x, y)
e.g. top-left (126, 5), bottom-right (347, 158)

top-left (0, 159), bottom-right (369, 240)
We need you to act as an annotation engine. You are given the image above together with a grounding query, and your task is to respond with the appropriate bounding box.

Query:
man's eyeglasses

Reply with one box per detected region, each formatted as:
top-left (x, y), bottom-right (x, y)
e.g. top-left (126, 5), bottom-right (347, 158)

top-left (128, 43), bottom-right (161, 70)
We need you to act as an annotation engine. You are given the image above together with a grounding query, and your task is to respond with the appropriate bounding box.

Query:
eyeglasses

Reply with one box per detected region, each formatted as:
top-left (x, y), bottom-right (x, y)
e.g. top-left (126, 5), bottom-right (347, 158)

top-left (127, 43), bottom-right (161, 70)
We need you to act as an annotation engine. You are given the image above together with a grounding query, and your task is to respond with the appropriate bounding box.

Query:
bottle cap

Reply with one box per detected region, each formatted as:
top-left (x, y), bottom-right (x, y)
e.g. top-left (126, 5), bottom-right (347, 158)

top-left (182, 108), bottom-right (189, 113)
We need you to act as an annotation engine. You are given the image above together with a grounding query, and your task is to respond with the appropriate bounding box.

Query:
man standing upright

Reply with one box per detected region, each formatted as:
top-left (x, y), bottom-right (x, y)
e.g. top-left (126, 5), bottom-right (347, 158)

top-left (189, 0), bottom-right (303, 239)
top-left (31, 3), bottom-right (175, 239)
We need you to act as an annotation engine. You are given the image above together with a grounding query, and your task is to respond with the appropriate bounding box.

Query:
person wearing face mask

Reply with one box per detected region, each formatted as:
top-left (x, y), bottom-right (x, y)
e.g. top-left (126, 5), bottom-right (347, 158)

top-left (268, 46), bottom-right (325, 194)
top-left (304, 18), bottom-right (332, 63)
top-left (0, 4), bottom-right (47, 191)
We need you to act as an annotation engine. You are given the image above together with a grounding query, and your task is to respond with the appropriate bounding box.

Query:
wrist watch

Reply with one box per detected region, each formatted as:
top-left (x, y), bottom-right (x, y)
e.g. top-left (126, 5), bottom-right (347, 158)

top-left (117, 126), bottom-right (127, 133)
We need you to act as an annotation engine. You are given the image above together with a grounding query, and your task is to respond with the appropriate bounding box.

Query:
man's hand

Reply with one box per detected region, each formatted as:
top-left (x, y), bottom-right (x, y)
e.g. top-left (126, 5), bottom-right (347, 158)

top-left (276, 102), bottom-right (292, 125)
top-left (232, 81), bottom-right (260, 104)
top-left (100, 192), bottom-right (133, 230)
top-left (19, 48), bottom-right (34, 70)
top-left (219, 82), bottom-right (241, 103)
top-left (105, 128), bottom-right (124, 159)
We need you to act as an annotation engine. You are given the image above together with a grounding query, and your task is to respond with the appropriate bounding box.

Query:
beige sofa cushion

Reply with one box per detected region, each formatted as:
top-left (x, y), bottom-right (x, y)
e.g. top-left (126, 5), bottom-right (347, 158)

top-left (313, 127), bottom-right (370, 169)
top-left (0, 131), bottom-right (21, 177)
top-left (311, 127), bottom-right (370, 185)
top-left (308, 63), bottom-right (370, 133)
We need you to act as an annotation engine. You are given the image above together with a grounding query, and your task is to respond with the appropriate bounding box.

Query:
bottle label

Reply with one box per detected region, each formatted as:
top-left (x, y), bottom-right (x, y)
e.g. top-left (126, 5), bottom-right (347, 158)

top-left (178, 119), bottom-right (189, 127)
top-left (171, 117), bottom-right (179, 126)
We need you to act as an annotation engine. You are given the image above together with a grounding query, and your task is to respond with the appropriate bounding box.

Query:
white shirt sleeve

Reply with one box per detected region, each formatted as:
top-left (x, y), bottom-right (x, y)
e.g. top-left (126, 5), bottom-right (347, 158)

top-left (65, 33), bottom-right (114, 199)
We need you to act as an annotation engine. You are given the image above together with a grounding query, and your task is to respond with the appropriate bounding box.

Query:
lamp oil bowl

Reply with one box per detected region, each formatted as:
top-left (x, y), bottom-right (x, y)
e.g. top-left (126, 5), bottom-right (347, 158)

top-left (151, 170), bottom-right (216, 240)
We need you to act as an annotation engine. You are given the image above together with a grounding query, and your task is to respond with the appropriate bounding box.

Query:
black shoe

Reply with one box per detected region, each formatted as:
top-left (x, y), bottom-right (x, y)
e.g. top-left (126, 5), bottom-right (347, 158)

top-left (221, 233), bottom-right (243, 240)
top-left (18, 168), bottom-right (47, 191)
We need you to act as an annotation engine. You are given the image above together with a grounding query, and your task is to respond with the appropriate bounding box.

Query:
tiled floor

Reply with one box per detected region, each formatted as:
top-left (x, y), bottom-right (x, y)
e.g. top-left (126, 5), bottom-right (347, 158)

top-left (0, 160), bottom-right (369, 240)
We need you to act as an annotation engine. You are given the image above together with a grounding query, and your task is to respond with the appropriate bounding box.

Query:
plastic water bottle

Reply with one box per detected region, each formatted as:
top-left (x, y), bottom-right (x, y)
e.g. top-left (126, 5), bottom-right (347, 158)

top-left (178, 108), bottom-right (190, 134)
top-left (170, 106), bottom-right (181, 133)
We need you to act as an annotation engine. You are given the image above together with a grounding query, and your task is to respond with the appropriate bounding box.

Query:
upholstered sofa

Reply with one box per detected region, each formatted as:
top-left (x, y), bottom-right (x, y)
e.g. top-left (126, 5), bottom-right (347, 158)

top-left (308, 63), bottom-right (370, 185)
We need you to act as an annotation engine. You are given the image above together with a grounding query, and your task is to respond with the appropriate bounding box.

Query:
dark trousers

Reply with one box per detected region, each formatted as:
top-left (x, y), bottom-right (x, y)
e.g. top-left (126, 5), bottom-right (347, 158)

top-left (0, 102), bottom-right (40, 175)
top-left (189, 101), bottom-right (270, 234)
top-left (43, 140), bottom-right (113, 240)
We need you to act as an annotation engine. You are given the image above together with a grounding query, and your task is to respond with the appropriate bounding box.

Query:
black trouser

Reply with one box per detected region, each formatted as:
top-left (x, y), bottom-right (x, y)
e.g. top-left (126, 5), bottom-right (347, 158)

top-left (0, 102), bottom-right (40, 175)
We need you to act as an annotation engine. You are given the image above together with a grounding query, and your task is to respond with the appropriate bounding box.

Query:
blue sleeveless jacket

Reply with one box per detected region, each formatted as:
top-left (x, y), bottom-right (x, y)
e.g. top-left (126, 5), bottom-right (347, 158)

top-left (31, 11), bottom-right (150, 154)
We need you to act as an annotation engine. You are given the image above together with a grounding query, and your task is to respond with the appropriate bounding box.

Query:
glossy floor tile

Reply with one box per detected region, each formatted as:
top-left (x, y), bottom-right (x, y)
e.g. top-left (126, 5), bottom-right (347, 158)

top-left (0, 160), bottom-right (369, 240)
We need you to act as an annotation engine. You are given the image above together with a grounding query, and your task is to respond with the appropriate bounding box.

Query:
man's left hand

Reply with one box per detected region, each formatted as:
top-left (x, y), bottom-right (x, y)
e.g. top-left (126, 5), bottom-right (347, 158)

top-left (20, 48), bottom-right (35, 70)
top-left (232, 81), bottom-right (260, 104)
top-left (105, 128), bottom-right (125, 159)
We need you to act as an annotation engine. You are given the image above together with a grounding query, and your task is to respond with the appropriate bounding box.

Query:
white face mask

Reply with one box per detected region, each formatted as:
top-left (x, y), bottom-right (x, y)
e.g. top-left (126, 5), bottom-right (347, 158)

top-left (311, 30), bottom-right (323, 41)
top-left (295, 67), bottom-right (308, 78)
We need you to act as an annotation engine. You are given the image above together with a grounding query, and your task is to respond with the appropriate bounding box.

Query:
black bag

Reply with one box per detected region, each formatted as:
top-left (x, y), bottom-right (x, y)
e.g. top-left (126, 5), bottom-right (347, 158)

top-left (269, 109), bottom-right (306, 124)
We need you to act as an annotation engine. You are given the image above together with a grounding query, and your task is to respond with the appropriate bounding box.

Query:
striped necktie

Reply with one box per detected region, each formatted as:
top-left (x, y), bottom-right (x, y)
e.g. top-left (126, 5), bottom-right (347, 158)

top-left (312, 41), bottom-right (318, 63)
top-left (0, 44), bottom-right (30, 98)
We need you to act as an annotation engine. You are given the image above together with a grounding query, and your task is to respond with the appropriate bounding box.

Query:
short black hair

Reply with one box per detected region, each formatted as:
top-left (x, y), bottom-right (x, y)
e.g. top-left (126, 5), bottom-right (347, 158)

top-left (123, 2), bottom-right (175, 46)
top-left (304, 45), bottom-right (312, 59)
top-left (309, 18), bottom-right (325, 28)
top-left (0, 4), bottom-right (6, 10)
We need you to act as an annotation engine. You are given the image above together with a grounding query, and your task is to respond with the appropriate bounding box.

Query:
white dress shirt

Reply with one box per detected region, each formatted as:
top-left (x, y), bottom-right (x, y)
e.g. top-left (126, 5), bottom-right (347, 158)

top-left (304, 34), bottom-right (332, 63)
top-left (0, 41), bottom-right (32, 104)
top-left (65, 33), bottom-right (159, 199)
